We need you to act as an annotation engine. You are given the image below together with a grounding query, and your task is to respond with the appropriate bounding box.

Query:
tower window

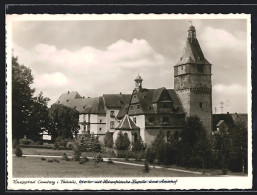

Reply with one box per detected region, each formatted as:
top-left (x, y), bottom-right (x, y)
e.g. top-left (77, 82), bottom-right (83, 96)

top-left (149, 117), bottom-right (154, 123)
top-left (162, 103), bottom-right (168, 108)
top-left (100, 119), bottom-right (102, 123)
top-left (199, 102), bottom-right (203, 108)
top-left (137, 104), bottom-right (140, 109)
top-left (181, 66), bottom-right (183, 70)
top-left (130, 105), bottom-right (134, 110)
top-left (133, 117), bottom-right (136, 124)
top-left (197, 65), bottom-right (204, 73)
top-left (162, 117), bottom-right (169, 123)
top-left (99, 128), bottom-right (102, 131)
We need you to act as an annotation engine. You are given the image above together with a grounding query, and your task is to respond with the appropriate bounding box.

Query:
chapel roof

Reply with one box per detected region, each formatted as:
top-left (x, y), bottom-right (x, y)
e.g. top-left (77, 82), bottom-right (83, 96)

top-left (116, 114), bottom-right (140, 130)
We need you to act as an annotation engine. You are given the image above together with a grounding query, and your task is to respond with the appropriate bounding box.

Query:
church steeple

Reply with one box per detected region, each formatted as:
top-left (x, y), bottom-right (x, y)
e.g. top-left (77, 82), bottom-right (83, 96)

top-left (175, 25), bottom-right (210, 66)
top-left (174, 24), bottom-right (213, 134)
top-left (135, 74), bottom-right (143, 92)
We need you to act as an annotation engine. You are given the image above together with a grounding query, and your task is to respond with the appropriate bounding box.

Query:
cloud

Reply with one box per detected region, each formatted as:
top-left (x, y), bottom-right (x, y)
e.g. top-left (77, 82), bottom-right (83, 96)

top-left (200, 27), bottom-right (246, 52)
top-left (13, 39), bottom-right (169, 105)
top-left (34, 72), bottom-right (68, 88)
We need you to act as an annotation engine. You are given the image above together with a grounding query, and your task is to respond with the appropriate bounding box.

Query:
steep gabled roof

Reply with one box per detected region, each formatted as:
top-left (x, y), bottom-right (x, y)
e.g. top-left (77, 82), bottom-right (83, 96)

top-left (127, 88), bottom-right (184, 115)
top-left (116, 114), bottom-right (140, 130)
top-left (57, 91), bottom-right (82, 103)
top-left (103, 94), bottom-right (131, 109)
top-left (58, 97), bottom-right (106, 114)
top-left (175, 26), bottom-right (211, 66)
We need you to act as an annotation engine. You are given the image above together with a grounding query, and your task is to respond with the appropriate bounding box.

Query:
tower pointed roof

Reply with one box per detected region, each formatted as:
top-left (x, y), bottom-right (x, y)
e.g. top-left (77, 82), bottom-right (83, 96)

top-left (175, 25), bottom-right (211, 66)
top-left (135, 74), bottom-right (143, 81)
top-left (116, 114), bottom-right (140, 130)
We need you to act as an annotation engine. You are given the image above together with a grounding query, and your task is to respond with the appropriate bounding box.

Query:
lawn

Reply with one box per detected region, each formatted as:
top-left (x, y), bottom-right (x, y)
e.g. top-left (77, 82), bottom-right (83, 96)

top-left (12, 156), bottom-right (203, 178)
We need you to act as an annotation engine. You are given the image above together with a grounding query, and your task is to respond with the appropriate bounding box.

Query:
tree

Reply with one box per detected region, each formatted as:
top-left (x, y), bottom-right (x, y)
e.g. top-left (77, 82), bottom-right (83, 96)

top-left (48, 104), bottom-right (80, 140)
top-left (178, 116), bottom-right (212, 168)
top-left (104, 131), bottom-right (113, 148)
top-left (132, 136), bottom-right (146, 152)
top-left (115, 131), bottom-right (130, 150)
top-left (26, 92), bottom-right (50, 141)
top-left (12, 56), bottom-right (35, 140)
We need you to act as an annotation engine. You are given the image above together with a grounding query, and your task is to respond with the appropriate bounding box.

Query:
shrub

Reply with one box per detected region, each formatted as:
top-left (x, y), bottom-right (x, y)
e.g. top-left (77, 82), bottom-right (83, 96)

top-left (55, 136), bottom-right (73, 148)
top-left (95, 153), bottom-right (103, 163)
top-left (66, 142), bottom-right (74, 148)
top-left (79, 159), bottom-right (84, 164)
top-left (73, 145), bottom-right (82, 161)
top-left (54, 159), bottom-right (60, 163)
top-left (15, 146), bottom-right (22, 157)
top-left (41, 157), bottom-right (46, 161)
top-left (47, 159), bottom-right (53, 163)
top-left (62, 153), bottom-right (68, 160)
top-left (143, 162), bottom-right (150, 173)
top-left (19, 138), bottom-right (32, 145)
top-left (107, 158), bottom-right (114, 164)
top-left (146, 148), bottom-right (155, 164)
top-left (104, 131), bottom-right (113, 148)
top-left (132, 136), bottom-right (146, 152)
top-left (115, 131), bottom-right (131, 150)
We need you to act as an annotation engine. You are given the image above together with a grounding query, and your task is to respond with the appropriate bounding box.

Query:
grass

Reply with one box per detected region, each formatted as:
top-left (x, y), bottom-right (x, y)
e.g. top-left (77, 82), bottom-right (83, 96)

top-left (13, 156), bottom-right (203, 178)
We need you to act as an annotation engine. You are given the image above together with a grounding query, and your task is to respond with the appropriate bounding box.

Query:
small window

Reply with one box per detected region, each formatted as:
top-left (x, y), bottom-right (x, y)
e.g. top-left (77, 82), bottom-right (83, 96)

top-left (162, 117), bottom-right (169, 123)
top-left (137, 104), bottom-right (140, 109)
top-left (110, 111), bottom-right (115, 117)
top-left (110, 121), bottom-right (115, 129)
top-left (199, 102), bottom-right (203, 108)
top-left (99, 128), bottom-right (102, 131)
top-left (162, 103), bottom-right (168, 108)
top-left (197, 65), bottom-right (204, 73)
top-left (130, 105), bottom-right (133, 110)
top-left (83, 115), bottom-right (85, 121)
top-left (167, 131), bottom-right (171, 142)
top-left (149, 117), bottom-right (154, 123)
top-left (180, 57), bottom-right (182, 61)
top-left (133, 117), bottom-right (136, 124)
top-left (83, 125), bottom-right (86, 131)
top-left (100, 119), bottom-right (102, 123)
top-left (148, 106), bottom-right (152, 110)
top-left (181, 66), bottom-right (183, 70)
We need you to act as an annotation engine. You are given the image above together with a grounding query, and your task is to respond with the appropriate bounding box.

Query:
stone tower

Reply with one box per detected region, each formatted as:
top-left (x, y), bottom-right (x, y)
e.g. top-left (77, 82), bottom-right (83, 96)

top-left (174, 25), bottom-right (212, 133)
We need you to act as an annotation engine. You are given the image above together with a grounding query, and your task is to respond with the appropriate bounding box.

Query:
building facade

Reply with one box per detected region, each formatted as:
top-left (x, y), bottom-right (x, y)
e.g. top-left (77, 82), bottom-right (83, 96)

top-left (56, 24), bottom-right (214, 146)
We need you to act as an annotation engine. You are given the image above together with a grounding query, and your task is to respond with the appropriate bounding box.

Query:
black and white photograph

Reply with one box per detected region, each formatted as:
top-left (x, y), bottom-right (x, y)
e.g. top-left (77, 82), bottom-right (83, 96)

top-left (6, 14), bottom-right (252, 190)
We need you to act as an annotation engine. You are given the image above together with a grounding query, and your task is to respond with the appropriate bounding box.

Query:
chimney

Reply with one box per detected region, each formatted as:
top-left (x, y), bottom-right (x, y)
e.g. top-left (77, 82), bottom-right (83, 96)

top-left (68, 91), bottom-right (70, 94)
top-left (88, 97), bottom-right (90, 98)
top-left (227, 112), bottom-right (229, 114)
top-left (83, 96), bottom-right (85, 98)
top-left (120, 92), bottom-right (122, 95)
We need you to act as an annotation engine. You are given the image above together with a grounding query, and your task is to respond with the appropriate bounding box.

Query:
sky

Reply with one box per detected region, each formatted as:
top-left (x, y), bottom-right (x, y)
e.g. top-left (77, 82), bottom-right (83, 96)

top-left (10, 16), bottom-right (249, 114)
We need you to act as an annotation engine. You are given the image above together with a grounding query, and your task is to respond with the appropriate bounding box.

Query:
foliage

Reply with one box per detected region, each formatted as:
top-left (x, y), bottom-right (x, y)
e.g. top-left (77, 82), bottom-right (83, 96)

top-left (143, 162), bottom-right (150, 173)
top-left (76, 134), bottom-right (102, 152)
top-left (104, 131), bottom-right (113, 148)
top-left (12, 56), bottom-right (50, 141)
top-left (12, 56), bottom-right (35, 140)
top-left (26, 92), bottom-right (50, 141)
top-left (146, 147), bottom-right (155, 164)
top-left (107, 158), bottom-right (114, 164)
top-left (176, 116), bottom-right (213, 168)
top-left (19, 138), bottom-right (32, 145)
top-left (48, 104), bottom-right (80, 140)
top-left (62, 153), bottom-right (69, 161)
top-left (132, 136), bottom-right (146, 152)
top-left (115, 131), bottom-right (131, 150)
top-left (73, 140), bottom-right (82, 161)
top-left (15, 146), bottom-right (23, 157)
top-left (54, 136), bottom-right (73, 148)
